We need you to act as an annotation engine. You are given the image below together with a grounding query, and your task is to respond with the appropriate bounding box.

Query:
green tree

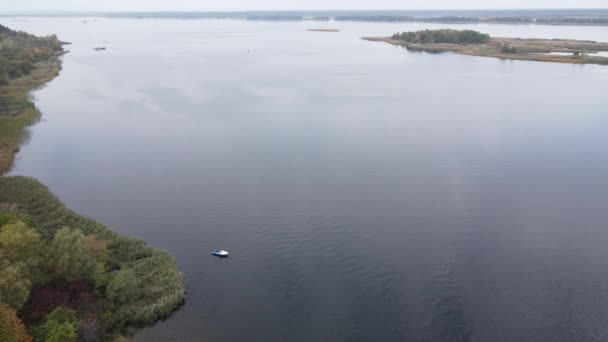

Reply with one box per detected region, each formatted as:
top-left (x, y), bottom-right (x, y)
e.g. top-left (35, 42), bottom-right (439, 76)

top-left (0, 260), bottom-right (30, 310)
top-left (0, 221), bottom-right (44, 284)
top-left (31, 307), bottom-right (77, 342)
top-left (48, 227), bottom-right (98, 282)
top-left (41, 322), bottom-right (76, 342)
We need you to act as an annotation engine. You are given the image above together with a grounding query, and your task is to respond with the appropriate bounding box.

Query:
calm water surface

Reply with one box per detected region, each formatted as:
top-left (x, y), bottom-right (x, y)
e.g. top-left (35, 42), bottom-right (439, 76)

top-left (4, 17), bottom-right (608, 342)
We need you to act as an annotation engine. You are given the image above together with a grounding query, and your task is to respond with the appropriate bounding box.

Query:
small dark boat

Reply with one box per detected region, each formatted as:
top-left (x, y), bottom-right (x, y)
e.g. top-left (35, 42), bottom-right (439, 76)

top-left (93, 47), bottom-right (106, 51)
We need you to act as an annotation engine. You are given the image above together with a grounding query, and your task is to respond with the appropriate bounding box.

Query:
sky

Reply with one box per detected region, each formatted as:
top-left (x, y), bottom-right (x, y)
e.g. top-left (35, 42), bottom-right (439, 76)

top-left (2, 0), bottom-right (607, 12)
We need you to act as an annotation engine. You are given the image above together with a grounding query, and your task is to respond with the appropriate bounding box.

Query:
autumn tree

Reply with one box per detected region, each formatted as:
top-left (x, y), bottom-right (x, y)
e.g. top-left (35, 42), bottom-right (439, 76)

top-left (0, 302), bottom-right (31, 342)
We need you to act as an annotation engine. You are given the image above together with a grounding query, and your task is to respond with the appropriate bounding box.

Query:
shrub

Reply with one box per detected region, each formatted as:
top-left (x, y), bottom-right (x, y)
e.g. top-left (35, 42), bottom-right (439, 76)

top-left (500, 44), bottom-right (518, 54)
top-left (0, 212), bottom-right (16, 227)
top-left (107, 268), bottom-right (138, 305)
top-left (31, 307), bottom-right (77, 342)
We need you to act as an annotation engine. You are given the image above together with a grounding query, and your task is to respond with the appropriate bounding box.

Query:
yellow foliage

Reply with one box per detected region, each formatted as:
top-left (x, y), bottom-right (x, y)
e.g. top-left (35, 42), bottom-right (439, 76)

top-left (0, 302), bottom-right (31, 342)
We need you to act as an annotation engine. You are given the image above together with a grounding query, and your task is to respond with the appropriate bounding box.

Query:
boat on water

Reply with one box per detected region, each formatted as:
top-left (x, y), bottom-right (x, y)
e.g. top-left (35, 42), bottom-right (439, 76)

top-left (93, 47), bottom-right (106, 51)
top-left (212, 249), bottom-right (229, 257)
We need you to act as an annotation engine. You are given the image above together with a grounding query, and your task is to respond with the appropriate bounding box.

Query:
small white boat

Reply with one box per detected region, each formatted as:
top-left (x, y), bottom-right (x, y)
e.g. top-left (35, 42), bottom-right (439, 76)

top-left (212, 249), bottom-right (229, 257)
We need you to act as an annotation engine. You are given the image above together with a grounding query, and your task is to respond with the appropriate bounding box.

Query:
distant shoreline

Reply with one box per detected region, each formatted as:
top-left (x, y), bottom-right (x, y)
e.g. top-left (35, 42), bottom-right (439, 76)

top-left (307, 28), bottom-right (340, 32)
top-left (2, 10), bottom-right (608, 26)
top-left (363, 36), bottom-right (608, 66)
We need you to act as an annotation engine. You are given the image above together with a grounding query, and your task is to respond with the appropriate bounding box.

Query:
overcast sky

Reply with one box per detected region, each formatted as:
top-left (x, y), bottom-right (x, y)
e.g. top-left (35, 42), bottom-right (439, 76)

top-left (2, 0), bottom-right (607, 12)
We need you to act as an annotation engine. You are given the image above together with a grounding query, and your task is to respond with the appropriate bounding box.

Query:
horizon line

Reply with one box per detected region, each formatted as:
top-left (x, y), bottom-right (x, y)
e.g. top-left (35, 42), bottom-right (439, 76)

top-left (2, 8), bottom-right (608, 14)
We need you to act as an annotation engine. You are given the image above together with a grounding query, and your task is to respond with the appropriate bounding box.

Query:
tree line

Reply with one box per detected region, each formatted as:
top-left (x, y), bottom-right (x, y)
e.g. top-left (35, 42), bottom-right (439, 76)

top-left (0, 24), bottom-right (63, 85)
top-left (391, 29), bottom-right (491, 44)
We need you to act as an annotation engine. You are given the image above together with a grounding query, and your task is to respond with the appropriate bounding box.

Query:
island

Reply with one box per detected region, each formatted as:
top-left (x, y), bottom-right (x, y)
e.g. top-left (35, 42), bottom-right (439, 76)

top-left (0, 24), bottom-right (185, 341)
top-left (247, 15), bottom-right (303, 21)
top-left (363, 29), bottom-right (608, 65)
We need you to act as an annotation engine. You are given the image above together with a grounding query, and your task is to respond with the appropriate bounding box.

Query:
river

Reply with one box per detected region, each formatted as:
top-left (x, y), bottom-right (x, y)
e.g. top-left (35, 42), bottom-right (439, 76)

top-left (4, 16), bottom-right (608, 341)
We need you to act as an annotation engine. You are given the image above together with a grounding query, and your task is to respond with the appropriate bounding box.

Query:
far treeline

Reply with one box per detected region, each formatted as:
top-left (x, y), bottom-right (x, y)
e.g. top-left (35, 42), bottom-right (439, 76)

top-left (0, 25), bottom-right (63, 85)
top-left (335, 15), bottom-right (608, 25)
top-left (392, 29), bottom-right (491, 45)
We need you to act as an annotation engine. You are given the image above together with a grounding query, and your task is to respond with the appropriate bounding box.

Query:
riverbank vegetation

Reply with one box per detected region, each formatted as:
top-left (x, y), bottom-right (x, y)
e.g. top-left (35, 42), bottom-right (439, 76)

top-left (0, 25), bottom-right (64, 85)
top-left (0, 24), bottom-right (65, 173)
top-left (364, 30), bottom-right (608, 66)
top-left (0, 176), bottom-right (186, 340)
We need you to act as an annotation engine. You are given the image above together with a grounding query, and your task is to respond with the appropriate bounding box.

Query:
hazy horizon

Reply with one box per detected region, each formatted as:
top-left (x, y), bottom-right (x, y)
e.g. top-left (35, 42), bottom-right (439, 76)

top-left (2, 0), bottom-right (608, 13)
top-left (2, 8), bottom-right (608, 16)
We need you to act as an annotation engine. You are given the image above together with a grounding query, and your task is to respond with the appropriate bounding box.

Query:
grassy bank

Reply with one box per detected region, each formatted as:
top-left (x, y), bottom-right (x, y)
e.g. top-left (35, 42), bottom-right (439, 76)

top-left (363, 30), bottom-right (608, 66)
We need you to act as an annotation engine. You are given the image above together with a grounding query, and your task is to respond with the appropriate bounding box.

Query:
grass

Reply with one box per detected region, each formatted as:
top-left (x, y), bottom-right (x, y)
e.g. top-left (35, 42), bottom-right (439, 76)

top-left (0, 176), bottom-right (186, 329)
top-left (0, 106), bottom-right (39, 173)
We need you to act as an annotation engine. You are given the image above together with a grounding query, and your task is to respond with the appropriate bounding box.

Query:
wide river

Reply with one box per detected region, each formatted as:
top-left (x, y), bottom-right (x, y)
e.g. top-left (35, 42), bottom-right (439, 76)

top-left (4, 16), bottom-right (608, 342)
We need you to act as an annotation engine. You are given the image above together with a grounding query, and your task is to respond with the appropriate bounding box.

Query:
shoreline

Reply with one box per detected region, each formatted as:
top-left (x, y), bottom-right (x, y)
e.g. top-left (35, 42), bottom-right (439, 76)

top-left (0, 54), bottom-right (63, 174)
top-left (362, 36), bottom-right (608, 66)
top-left (0, 29), bottom-right (186, 339)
